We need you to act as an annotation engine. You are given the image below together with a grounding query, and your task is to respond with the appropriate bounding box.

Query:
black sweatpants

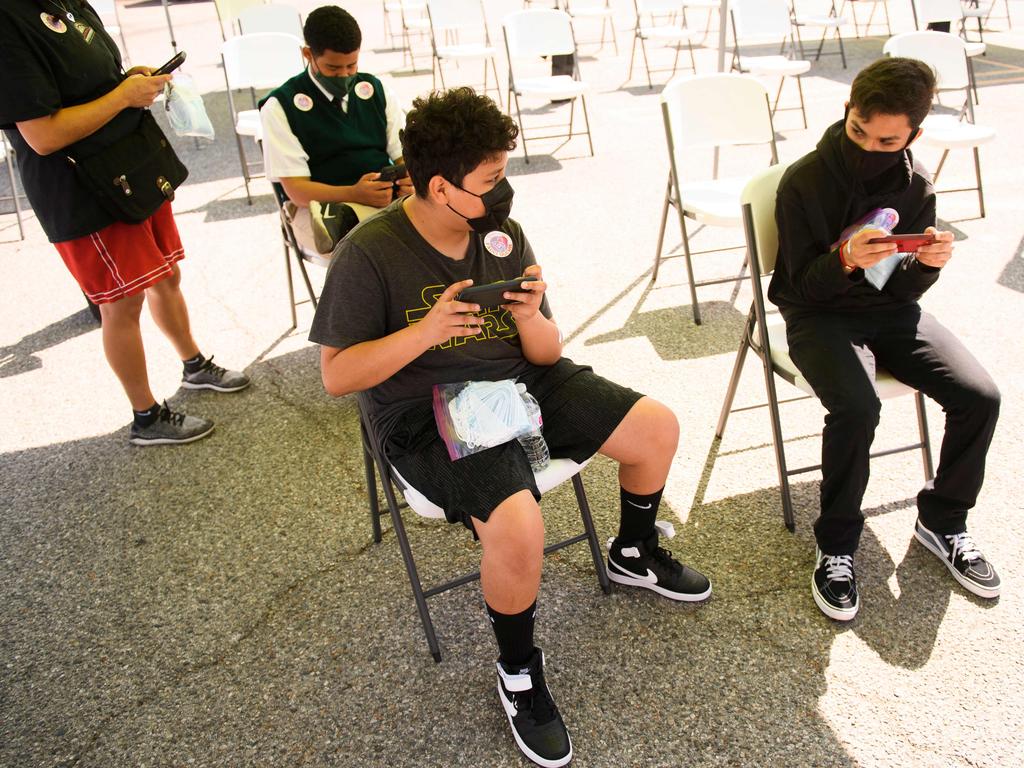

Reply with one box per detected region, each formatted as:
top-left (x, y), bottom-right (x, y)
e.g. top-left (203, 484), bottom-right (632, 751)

top-left (785, 304), bottom-right (1000, 555)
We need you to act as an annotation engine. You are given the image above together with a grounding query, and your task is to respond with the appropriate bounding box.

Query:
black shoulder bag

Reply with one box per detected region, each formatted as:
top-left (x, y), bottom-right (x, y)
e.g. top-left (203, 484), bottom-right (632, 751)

top-left (65, 108), bottom-right (188, 223)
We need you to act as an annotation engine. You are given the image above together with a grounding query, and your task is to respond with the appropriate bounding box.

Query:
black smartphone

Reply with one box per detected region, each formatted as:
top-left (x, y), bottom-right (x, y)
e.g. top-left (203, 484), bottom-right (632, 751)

top-left (152, 51), bottom-right (187, 76)
top-left (378, 163), bottom-right (407, 183)
top-left (457, 276), bottom-right (539, 310)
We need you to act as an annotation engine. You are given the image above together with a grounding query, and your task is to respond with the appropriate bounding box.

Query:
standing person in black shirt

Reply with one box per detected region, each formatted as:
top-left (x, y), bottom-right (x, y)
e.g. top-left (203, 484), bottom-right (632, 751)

top-left (0, 0), bottom-right (250, 445)
top-left (769, 58), bottom-right (1001, 622)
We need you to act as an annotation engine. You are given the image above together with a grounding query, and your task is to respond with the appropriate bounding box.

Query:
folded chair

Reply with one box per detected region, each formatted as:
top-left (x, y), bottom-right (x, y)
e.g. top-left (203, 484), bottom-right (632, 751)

top-left (716, 164), bottom-right (934, 532)
top-left (358, 393), bottom-right (611, 662)
top-left (838, 0), bottom-right (892, 37)
top-left (426, 0), bottom-right (502, 100)
top-left (654, 73), bottom-right (778, 325)
top-left (884, 31), bottom-right (994, 218)
top-left (628, 0), bottom-right (700, 89)
top-left (790, 0), bottom-right (849, 68)
top-left (566, 0), bottom-right (619, 54)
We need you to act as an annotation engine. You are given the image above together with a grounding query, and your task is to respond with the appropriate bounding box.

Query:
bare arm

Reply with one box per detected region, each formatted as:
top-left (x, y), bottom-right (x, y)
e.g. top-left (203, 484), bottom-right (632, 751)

top-left (15, 73), bottom-right (170, 156)
top-left (501, 265), bottom-right (563, 365)
top-left (280, 173), bottom-right (394, 208)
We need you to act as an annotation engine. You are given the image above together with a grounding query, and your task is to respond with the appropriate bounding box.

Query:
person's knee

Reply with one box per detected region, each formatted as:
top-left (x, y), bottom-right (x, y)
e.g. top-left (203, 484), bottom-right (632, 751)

top-left (962, 376), bottom-right (1001, 421)
top-left (479, 496), bottom-right (545, 578)
top-left (826, 393), bottom-right (881, 430)
top-left (627, 398), bottom-right (680, 461)
top-left (99, 291), bottom-right (145, 323)
top-left (149, 264), bottom-right (182, 295)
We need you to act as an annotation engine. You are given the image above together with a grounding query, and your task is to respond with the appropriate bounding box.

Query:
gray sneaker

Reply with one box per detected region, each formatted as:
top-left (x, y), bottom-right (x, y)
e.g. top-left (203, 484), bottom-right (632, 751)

top-left (181, 356), bottom-right (250, 393)
top-left (129, 402), bottom-right (214, 446)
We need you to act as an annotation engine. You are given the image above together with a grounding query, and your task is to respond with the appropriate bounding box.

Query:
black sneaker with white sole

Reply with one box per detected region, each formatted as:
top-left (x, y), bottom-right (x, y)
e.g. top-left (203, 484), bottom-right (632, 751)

top-left (181, 356), bottom-right (250, 393)
top-left (607, 529), bottom-right (712, 601)
top-left (309, 200), bottom-right (359, 254)
top-left (812, 549), bottom-right (858, 621)
top-left (129, 402), bottom-right (214, 446)
top-left (914, 520), bottom-right (1001, 598)
top-left (495, 648), bottom-right (572, 768)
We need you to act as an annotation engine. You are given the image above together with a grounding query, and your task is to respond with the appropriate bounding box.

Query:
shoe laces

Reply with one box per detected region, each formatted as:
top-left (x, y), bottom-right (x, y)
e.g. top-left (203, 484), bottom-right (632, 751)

top-left (158, 401), bottom-right (185, 427)
top-left (946, 532), bottom-right (982, 563)
top-left (512, 672), bottom-right (558, 725)
top-left (821, 554), bottom-right (854, 583)
top-left (198, 356), bottom-right (227, 380)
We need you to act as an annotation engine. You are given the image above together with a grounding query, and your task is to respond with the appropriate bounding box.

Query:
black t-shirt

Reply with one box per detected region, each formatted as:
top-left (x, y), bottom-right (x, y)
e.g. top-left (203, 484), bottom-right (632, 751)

top-left (0, 0), bottom-right (143, 242)
top-left (308, 199), bottom-right (553, 448)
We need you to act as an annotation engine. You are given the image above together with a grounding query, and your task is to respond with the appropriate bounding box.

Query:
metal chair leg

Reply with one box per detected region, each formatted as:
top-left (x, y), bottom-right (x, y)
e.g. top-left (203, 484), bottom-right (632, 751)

top-left (652, 175), bottom-right (672, 283)
top-left (914, 391), bottom-right (935, 481)
top-left (572, 474), bottom-right (611, 594)
top-left (973, 146), bottom-right (986, 218)
top-left (716, 311), bottom-right (755, 438)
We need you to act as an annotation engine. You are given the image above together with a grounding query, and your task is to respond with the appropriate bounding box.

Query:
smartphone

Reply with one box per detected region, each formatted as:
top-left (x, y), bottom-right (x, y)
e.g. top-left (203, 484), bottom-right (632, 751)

top-left (457, 276), bottom-right (539, 310)
top-left (152, 51), bottom-right (187, 77)
top-left (378, 163), bottom-right (407, 183)
top-left (868, 233), bottom-right (936, 251)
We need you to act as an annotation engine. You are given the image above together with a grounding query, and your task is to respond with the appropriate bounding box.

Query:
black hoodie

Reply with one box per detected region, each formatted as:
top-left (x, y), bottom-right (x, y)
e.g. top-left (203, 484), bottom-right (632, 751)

top-left (767, 119), bottom-right (940, 318)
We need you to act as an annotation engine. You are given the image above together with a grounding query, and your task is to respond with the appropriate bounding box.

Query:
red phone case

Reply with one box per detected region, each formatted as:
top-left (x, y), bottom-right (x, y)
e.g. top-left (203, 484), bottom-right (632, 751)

top-left (868, 234), bottom-right (936, 251)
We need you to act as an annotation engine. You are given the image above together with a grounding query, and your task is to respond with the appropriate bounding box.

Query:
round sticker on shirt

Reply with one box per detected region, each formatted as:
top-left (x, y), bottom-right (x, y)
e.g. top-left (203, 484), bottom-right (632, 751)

top-left (293, 93), bottom-right (314, 112)
top-left (354, 81), bottom-right (375, 100)
top-left (41, 12), bottom-right (68, 33)
top-left (484, 231), bottom-right (514, 258)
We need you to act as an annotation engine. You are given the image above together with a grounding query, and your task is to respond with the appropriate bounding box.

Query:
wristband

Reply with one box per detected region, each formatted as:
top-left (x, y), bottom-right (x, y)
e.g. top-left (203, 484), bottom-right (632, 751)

top-left (838, 241), bottom-right (855, 273)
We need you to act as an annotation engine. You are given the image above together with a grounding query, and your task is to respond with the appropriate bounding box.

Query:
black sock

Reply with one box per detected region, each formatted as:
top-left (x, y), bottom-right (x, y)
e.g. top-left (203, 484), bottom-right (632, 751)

top-left (182, 353), bottom-right (205, 374)
top-left (617, 486), bottom-right (663, 542)
top-left (133, 402), bottom-right (160, 428)
top-left (486, 600), bottom-right (536, 667)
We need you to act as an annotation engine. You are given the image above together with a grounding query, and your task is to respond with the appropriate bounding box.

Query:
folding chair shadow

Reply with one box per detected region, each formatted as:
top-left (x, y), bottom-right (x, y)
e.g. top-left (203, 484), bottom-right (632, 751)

top-left (357, 393), bottom-right (611, 662)
top-left (716, 164), bottom-right (934, 532)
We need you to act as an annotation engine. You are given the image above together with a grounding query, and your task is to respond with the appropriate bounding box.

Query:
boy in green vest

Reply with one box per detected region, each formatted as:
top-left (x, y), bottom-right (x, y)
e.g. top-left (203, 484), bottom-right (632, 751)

top-left (260, 5), bottom-right (411, 254)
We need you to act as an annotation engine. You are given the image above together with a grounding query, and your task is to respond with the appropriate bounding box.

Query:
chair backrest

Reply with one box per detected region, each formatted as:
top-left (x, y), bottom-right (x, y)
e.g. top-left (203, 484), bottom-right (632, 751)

top-left (503, 9), bottom-right (576, 58)
top-left (221, 33), bottom-right (304, 91)
top-left (740, 163), bottom-right (789, 276)
top-left (914, 0), bottom-right (963, 26)
top-left (883, 31), bottom-right (969, 91)
top-left (90, 0), bottom-right (116, 15)
top-left (661, 73), bottom-right (775, 151)
top-left (428, 0), bottom-right (486, 32)
top-left (215, 0), bottom-right (267, 23)
top-left (731, 0), bottom-right (793, 40)
top-left (237, 3), bottom-right (303, 37)
top-left (637, 0), bottom-right (687, 14)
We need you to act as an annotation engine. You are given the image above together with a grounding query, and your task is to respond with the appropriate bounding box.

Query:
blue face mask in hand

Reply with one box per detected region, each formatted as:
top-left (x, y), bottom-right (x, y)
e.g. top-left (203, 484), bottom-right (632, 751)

top-left (864, 253), bottom-right (903, 290)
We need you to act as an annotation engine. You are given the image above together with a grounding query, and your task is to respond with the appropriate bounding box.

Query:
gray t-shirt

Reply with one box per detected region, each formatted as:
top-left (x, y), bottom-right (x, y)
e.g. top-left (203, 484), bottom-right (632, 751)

top-left (308, 199), bottom-right (553, 448)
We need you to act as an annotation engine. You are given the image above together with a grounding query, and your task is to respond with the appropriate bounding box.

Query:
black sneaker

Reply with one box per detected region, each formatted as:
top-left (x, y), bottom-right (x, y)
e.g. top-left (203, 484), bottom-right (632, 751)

top-left (811, 548), bottom-right (858, 621)
top-left (309, 200), bottom-right (359, 254)
top-left (495, 648), bottom-right (572, 768)
top-left (129, 401), bottom-right (214, 446)
top-left (181, 356), bottom-right (251, 393)
top-left (914, 520), bottom-right (1001, 598)
top-left (607, 526), bottom-right (712, 601)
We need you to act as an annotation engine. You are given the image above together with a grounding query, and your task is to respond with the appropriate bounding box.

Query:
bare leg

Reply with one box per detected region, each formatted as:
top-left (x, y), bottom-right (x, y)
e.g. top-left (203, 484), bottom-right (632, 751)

top-left (599, 397), bottom-right (680, 494)
top-left (98, 292), bottom-right (157, 411)
top-left (145, 264), bottom-right (199, 361)
top-left (472, 490), bottom-right (545, 614)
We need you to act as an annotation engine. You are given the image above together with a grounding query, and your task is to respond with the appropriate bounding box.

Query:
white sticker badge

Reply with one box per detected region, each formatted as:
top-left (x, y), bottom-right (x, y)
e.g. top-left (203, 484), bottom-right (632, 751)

top-left (354, 81), bottom-right (375, 100)
top-left (293, 93), bottom-right (314, 112)
top-left (41, 12), bottom-right (67, 33)
top-left (483, 231), bottom-right (514, 258)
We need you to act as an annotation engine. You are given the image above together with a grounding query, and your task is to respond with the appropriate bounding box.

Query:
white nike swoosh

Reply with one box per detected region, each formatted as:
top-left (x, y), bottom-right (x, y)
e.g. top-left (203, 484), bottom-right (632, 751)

top-left (626, 501), bottom-right (652, 509)
top-left (615, 565), bottom-right (658, 584)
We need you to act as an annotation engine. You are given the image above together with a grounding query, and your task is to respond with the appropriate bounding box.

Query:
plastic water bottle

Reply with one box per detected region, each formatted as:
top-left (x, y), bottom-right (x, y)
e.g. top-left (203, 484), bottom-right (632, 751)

top-left (516, 383), bottom-right (550, 473)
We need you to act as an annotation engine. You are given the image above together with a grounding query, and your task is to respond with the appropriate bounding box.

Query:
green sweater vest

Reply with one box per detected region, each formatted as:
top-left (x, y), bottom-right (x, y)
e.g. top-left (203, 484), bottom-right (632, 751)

top-left (263, 71), bottom-right (391, 187)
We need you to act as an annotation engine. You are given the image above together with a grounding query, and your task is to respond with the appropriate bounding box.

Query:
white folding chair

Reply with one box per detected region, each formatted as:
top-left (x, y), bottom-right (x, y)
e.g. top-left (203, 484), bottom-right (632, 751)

top-left (389, 0), bottom-right (432, 70)
top-left (837, 0), bottom-right (892, 37)
top-left (221, 33), bottom-right (304, 204)
top-left (915, 0), bottom-right (987, 103)
top-left (236, 3), bottom-right (303, 37)
top-left (566, 0), bottom-right (619, 54)
top-left (628, 0), bottom-right (699, 90)
top-left (682, 0), bottom-right (722, 43)
top-left (502, 9), bottom-right (594, 163)
top-left (426, 0), bottom-right (502, 100)
top-left (90, 0), bottom-right (130, 62)
top-left (655, 73), bottom-right (778, 325)
top-left (790, 0), bottom-right (849, 69)
top-left (1, 133), bottom-right (26, 241)
top-left (730, 0), bottom-right (811, 129)
top-left (884, 31), bottom-right (994, 218)
top-left (214, 0), bottom-right (268, 40)
top-left (960, 0), bottom-right (1014, 42)
top-left (716, 164), bottom-right (934, 532)
top-left (357, 394), bottom-right (610, 663)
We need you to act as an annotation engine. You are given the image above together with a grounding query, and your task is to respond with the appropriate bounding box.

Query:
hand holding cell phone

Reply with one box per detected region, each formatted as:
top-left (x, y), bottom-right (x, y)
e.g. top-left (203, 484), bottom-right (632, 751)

top-left (867, 232), bottom-right (937, 252)
top-left (456, 276), bottom-right (539, 310)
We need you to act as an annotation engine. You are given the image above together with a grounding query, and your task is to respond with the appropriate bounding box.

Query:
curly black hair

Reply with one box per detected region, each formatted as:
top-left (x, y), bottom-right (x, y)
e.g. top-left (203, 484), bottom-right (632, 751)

top-left (850, 57), bottom-right (936, 131)
top-left (303, 5), bottom-right (361, 56)
top-left (400, 88), bottom-right (519, 197)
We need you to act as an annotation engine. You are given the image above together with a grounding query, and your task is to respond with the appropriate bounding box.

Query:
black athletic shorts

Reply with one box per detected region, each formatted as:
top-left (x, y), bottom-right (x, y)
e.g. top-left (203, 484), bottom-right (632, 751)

top-left (386, 358), bottom-right (644, 531)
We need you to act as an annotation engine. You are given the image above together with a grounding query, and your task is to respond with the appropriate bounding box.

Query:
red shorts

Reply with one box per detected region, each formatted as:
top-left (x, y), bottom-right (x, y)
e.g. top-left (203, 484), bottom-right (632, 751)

top-left (54, 201), bottom-right (185, 305)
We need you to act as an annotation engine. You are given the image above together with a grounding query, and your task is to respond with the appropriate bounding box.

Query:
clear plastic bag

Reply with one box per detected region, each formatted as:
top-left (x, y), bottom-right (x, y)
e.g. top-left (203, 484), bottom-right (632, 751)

top-left (432, 380), bottom-right (535, 461)
top-left (164, 74), bottom-right (215, 141)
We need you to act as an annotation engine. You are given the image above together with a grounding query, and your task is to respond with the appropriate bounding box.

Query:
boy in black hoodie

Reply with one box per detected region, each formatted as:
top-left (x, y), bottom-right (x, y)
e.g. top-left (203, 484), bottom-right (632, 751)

top-left (768, 58), bottom-right (1001, 621)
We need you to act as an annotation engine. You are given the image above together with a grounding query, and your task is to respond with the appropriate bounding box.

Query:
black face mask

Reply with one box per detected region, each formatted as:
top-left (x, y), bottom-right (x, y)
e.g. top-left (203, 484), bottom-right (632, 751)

top-left (445, 177), bottom-right (515, 235)
top-left (840, 111), bottom-right (911, 182)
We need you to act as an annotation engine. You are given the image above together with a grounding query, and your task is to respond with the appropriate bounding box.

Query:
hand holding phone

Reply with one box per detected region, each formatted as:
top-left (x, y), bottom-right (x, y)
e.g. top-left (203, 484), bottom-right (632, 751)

top-left (867, 233), bottom-right (937, 252)
top-left (378, 163), bottom-right (407, 183)
top-left (456, 276), bottom-right (539, 310)
top-left (152, 51), bottom-right (187, 77)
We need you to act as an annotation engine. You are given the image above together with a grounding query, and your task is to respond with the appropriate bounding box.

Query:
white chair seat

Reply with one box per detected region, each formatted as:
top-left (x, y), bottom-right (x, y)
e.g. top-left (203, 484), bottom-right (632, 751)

top-left (918, 115), bottom-right (995, 147)
top-left (679, 176), bottom-right (746, 227)
top-left (392, 457), bottom-right (591, 519)
top-left (965, 40), bottom-right (985, 56)
top-left (639, 25), bottom-right (699, 41)
top-left (235, 109), bottom-right (262, 139)
top-left (961, 6), bottom-right (987, 18)
top-left (794, 14), bottom-right (848, 28)
top-left (385, 0), bottom-right (425, 10)
top-left (437, 43), bottom-right (497, 60)
top-left (513, 75), bottom-right (590, 100)
top-left (683, 0), bottom-right (721, 8)
top-left (766, 323), bottom-right (917, 400)
top-left (570, 8), bottom-right (614, 18)
top-left (739, 55), bottom-right (812, 76)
